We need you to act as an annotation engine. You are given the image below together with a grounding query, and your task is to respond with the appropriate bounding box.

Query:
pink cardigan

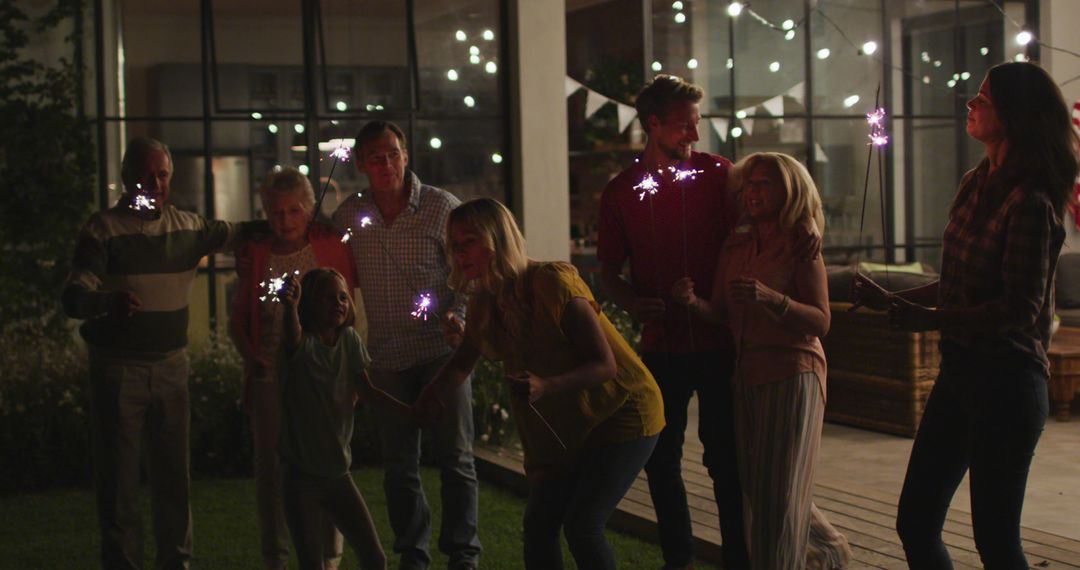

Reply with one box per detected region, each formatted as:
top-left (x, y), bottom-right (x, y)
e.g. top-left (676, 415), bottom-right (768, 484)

top-left (231, 223), bottom-right (360, 385)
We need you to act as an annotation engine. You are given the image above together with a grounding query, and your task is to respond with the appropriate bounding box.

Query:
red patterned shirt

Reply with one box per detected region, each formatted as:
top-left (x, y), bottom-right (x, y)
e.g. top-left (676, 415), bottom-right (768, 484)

top-left (597, 151), bottom-right (738, 354)
top-left (938, 159), bottom-right (1065, 371)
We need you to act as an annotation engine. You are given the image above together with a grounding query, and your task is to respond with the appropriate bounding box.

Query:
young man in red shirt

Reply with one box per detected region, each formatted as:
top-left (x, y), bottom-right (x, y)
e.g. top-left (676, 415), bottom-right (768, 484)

top-left (597, 75), bottom-right (747, 570)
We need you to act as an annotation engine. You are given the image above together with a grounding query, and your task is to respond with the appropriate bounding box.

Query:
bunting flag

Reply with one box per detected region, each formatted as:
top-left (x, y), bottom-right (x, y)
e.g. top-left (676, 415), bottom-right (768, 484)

top-left (565, 76), bottom-right (583, 97)
top-left (762, 95), bottom-right (784, 117)
top-left (584, 88), bottom-right (608, 118)
top-left (742, 117), bottom-right (755, 136)
top-left (1072, 101), bottom-right (1080, 132)
top-left (814, 142), bottom-right (829, 163)
top-left (786, 82), bottom-right (806, 105)
top-left (616, 103), bottom-right (637, 133)
top-left (710, 117), bottom-right (730, 142)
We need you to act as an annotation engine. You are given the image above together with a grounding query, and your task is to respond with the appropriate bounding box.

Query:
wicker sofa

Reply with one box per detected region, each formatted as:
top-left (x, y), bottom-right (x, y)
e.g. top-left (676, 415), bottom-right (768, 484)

top-left (822, 266), bottom-right (940, 437)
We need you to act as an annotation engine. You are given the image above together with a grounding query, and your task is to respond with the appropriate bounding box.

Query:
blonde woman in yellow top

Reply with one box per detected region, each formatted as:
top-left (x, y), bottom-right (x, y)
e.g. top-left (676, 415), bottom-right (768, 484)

top-left (415, 198), bottom-right (664, 570)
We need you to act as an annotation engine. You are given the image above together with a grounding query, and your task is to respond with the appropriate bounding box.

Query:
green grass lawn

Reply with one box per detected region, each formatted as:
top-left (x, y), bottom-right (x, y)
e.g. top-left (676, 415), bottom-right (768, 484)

top-left (0, 467), bottom-right (695, 569)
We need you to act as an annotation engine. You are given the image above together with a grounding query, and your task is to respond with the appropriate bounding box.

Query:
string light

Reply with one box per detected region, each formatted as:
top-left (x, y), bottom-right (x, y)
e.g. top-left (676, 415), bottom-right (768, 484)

top-left (782, 19), bottom-right (795, 30)
top-left (485, 61), bottom-right (498, 74)
top-left (730, 126), bottom-right (744, 138)
top-left (464, 95), bottom-right (476, 107)
top-left (672, 0), bottom-right (683, 9)
top-left (861, 41), bottom-right (878, 55)
top-left (482, 29), bottom-right (495, 41)
top-left (491, 153), bottom-right (503, 164)
top-left (469, 54), bottom-right (481, 65)
top-left (1015, 30), bottom-right (1033, 45)
top-left (268, 124), bottom-right (279, 134)
top-left (687, 58), bottom-right (699, 69)
top-left (652, 61), bottom-right (663, 72)
top-left (817, 48), bottom-right (831, 60)
top-left (674, 12), bottom-right (686, 24)
top-left (785, 30), bottom-right (796, 41)
top-left (447, 69), bottom-right (459, 81)
top-left (769, 61), bottom-right (781, 73)
top-left (727, 2), bottom-right (744, 17)
top-left (455, 30), bottom-right (467, 41)
top-left (335, 101), bottom-right (347, 111)
top-left (429, 137), bottom-right (443, 149)
top-left (843, 95), bottom-right (860, 108)
top-left (293, 123), bottom-right (305, 134)
top-left (251, 112), bottom-right (262, 120)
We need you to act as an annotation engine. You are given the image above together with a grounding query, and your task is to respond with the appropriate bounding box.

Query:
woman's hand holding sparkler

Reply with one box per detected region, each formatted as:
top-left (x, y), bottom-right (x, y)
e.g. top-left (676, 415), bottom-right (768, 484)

top-left (730, 277), bottom-right (784, 308)
top-left (507, 371), bottom-right (546, 404)
top-left (850, 272), bottom-right (892, 311)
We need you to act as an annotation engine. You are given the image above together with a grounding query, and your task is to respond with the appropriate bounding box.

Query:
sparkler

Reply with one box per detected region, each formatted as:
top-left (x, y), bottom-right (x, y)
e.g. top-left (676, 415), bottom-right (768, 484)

top-left (360, 215), bottom-right (372, 228)
top-left (669, 166), bottom-right (704, 182)
top-left (410, 293), bottom-right (433, 321)
top-left (259, 269), bottom-right (300, 303)
top-left (311, 142), bottom-right (353, 224)
top-left (852, 86), bottom-right (890, 311)
top-left (341, 228), bottom-right (353, 243)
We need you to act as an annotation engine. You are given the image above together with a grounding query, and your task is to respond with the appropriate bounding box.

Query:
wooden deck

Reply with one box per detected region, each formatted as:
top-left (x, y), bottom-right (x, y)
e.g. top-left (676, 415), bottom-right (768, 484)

top-left (474, 435), bottom-right (1080, 569)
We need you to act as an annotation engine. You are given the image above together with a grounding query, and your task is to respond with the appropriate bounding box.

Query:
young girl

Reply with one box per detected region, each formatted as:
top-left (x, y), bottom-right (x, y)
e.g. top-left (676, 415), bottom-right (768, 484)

top-left (416, 198), bottom-right (664, 570)
top-left (229, 167), bottom-right (358, 570)
top-left (278, 268), bottom-right (409, 570)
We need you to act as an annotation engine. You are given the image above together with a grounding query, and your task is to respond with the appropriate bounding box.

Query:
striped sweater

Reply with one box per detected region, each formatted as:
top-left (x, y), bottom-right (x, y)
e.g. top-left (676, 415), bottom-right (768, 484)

top-left (62, 203), bottom-right (237, 358)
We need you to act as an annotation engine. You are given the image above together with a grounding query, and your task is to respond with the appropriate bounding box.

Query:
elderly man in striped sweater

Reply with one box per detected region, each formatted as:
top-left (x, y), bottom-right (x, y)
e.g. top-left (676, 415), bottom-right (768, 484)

top-left (62, 137), bottom-right (259, 570)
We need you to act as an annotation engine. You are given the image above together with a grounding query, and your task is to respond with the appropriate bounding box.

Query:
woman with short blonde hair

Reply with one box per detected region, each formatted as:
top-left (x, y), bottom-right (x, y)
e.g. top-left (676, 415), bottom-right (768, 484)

top-left (675, 152), bottom-right (851, 569)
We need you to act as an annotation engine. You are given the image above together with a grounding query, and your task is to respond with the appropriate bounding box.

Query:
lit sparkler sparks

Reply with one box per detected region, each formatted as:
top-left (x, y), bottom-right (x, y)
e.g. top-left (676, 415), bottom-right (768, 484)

top-left (330, 144), bottom-right (352, 161)
top-left (669, 166), bottom-right (704, 182)
top-left (341, 228), bottom-right (353, 243)
top-left (867, 107), bottom-right (889, 147)
top-left (360, 215), bottom-right (373, 228)
top-left (411, 293), bottom-right (433, 320)
top-left (259, 269), bottom-right (300, 303)
top-left (129, 183), bottom-right (157, 212)
top-left (634, 173), bottom-right (660, 201)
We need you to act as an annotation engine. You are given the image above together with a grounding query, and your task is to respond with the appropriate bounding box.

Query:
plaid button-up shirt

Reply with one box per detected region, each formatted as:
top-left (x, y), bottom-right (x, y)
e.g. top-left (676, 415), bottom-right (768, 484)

top-left (333, 172), bottom-right (463, 371)
top-left (938, 159), bottom-right (1065, 370)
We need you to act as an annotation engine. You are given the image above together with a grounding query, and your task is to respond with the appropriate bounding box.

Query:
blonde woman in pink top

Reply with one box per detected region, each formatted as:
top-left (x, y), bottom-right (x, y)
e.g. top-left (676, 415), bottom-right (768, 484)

top-left (673, 152), bottom-right (851, 569)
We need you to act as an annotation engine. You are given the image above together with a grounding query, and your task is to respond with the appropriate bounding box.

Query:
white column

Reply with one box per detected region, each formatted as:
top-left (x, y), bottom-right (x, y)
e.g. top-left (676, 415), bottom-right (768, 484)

top-left (1040, 0), bottom-right (1080, 251)
top-left (509, 0), bottom-right (570, 262)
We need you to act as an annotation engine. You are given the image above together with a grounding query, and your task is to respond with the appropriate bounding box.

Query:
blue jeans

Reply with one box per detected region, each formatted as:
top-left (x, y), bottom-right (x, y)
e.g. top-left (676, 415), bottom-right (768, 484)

top-left (897, 342), bottom-right (1048, 570)
top-left (642, 351), bottom-right (748, 569)
top-left (369, 355), bottom-right (481, 570)
top-left (522, 434), bottom-right (659, 570)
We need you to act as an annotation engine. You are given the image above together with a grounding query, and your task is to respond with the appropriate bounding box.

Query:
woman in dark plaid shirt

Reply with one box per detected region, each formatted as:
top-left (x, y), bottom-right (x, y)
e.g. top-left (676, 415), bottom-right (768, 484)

top-left (854, 61), bottom-right (1079, 569)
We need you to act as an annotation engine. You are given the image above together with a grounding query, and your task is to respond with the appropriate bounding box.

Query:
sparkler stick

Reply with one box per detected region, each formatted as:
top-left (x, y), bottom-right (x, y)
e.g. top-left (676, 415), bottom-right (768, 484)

top-left (852, 85), bottom-right (890, 310)
top-left (669, 165), bottom-right (703, 351)
top-left (312, 143), bottom-right (352, 224)
top-left (528, 401), bottom-right (567, 450)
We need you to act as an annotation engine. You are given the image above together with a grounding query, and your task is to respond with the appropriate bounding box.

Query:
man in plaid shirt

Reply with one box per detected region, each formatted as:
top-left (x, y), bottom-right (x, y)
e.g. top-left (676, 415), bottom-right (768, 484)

top-left (333, 121), bottom-right (480, 570)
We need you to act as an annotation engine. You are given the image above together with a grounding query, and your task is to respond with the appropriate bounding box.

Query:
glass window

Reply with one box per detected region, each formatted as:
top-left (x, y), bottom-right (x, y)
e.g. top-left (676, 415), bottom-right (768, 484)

top-left (119, 1), bottom-right (203, 118)
top-left (210, 0), bottom-right (305, 113)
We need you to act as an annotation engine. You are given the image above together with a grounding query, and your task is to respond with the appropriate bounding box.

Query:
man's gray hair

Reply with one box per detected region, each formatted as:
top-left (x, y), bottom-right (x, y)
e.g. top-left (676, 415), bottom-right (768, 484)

top-left (121, 137), bottom-right (172, 186)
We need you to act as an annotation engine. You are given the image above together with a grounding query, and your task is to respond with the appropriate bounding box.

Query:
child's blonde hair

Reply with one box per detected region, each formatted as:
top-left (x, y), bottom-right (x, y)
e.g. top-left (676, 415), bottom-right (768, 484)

top-left (297, 268), bottom-right (355, 332)
top-left (731, 152), bottom-right (825, 235)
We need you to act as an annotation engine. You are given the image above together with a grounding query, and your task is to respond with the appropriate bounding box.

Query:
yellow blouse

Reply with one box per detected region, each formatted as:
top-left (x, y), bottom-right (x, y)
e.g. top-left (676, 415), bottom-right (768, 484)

top-left (466, 263), bottom-right (665, 474)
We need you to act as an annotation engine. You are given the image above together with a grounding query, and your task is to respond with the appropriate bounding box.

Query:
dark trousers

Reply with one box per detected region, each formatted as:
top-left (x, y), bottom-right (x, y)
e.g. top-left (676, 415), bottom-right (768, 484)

top-left (642, 351), bottom-right (749, 569)
top-left (522, 435), bottom-right (659, 570)
top-left (896, 342), bottom-right (1048, 570)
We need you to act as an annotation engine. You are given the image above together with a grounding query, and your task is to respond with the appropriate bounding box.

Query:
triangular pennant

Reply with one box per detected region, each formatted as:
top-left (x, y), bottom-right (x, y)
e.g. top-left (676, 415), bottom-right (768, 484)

top-left (786, 82), bottom-right (806, 104)
top-left (585, 88), bottom-right (608, 118)
top-left (762, 95), bottom-right (784, 117)
top-left (814, 142), bottom-right (829, 163)
top-left (565, 76), bottom-right (583, 98)
top-left (710, 117), bottom-right (730, 142)
top-left (616, 103), bottom-right (637, 133)
top-left (742, 117), bottom-right (755, 136)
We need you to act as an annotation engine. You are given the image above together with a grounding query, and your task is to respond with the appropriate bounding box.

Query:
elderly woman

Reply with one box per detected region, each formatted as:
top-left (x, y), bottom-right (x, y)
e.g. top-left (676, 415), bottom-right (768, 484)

top-left (673, 152), bottom-right (851, 569)
top-left (229, 167), bottom-right (359, 570)
top-left (855, 61), bottom-right (1079, 569)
